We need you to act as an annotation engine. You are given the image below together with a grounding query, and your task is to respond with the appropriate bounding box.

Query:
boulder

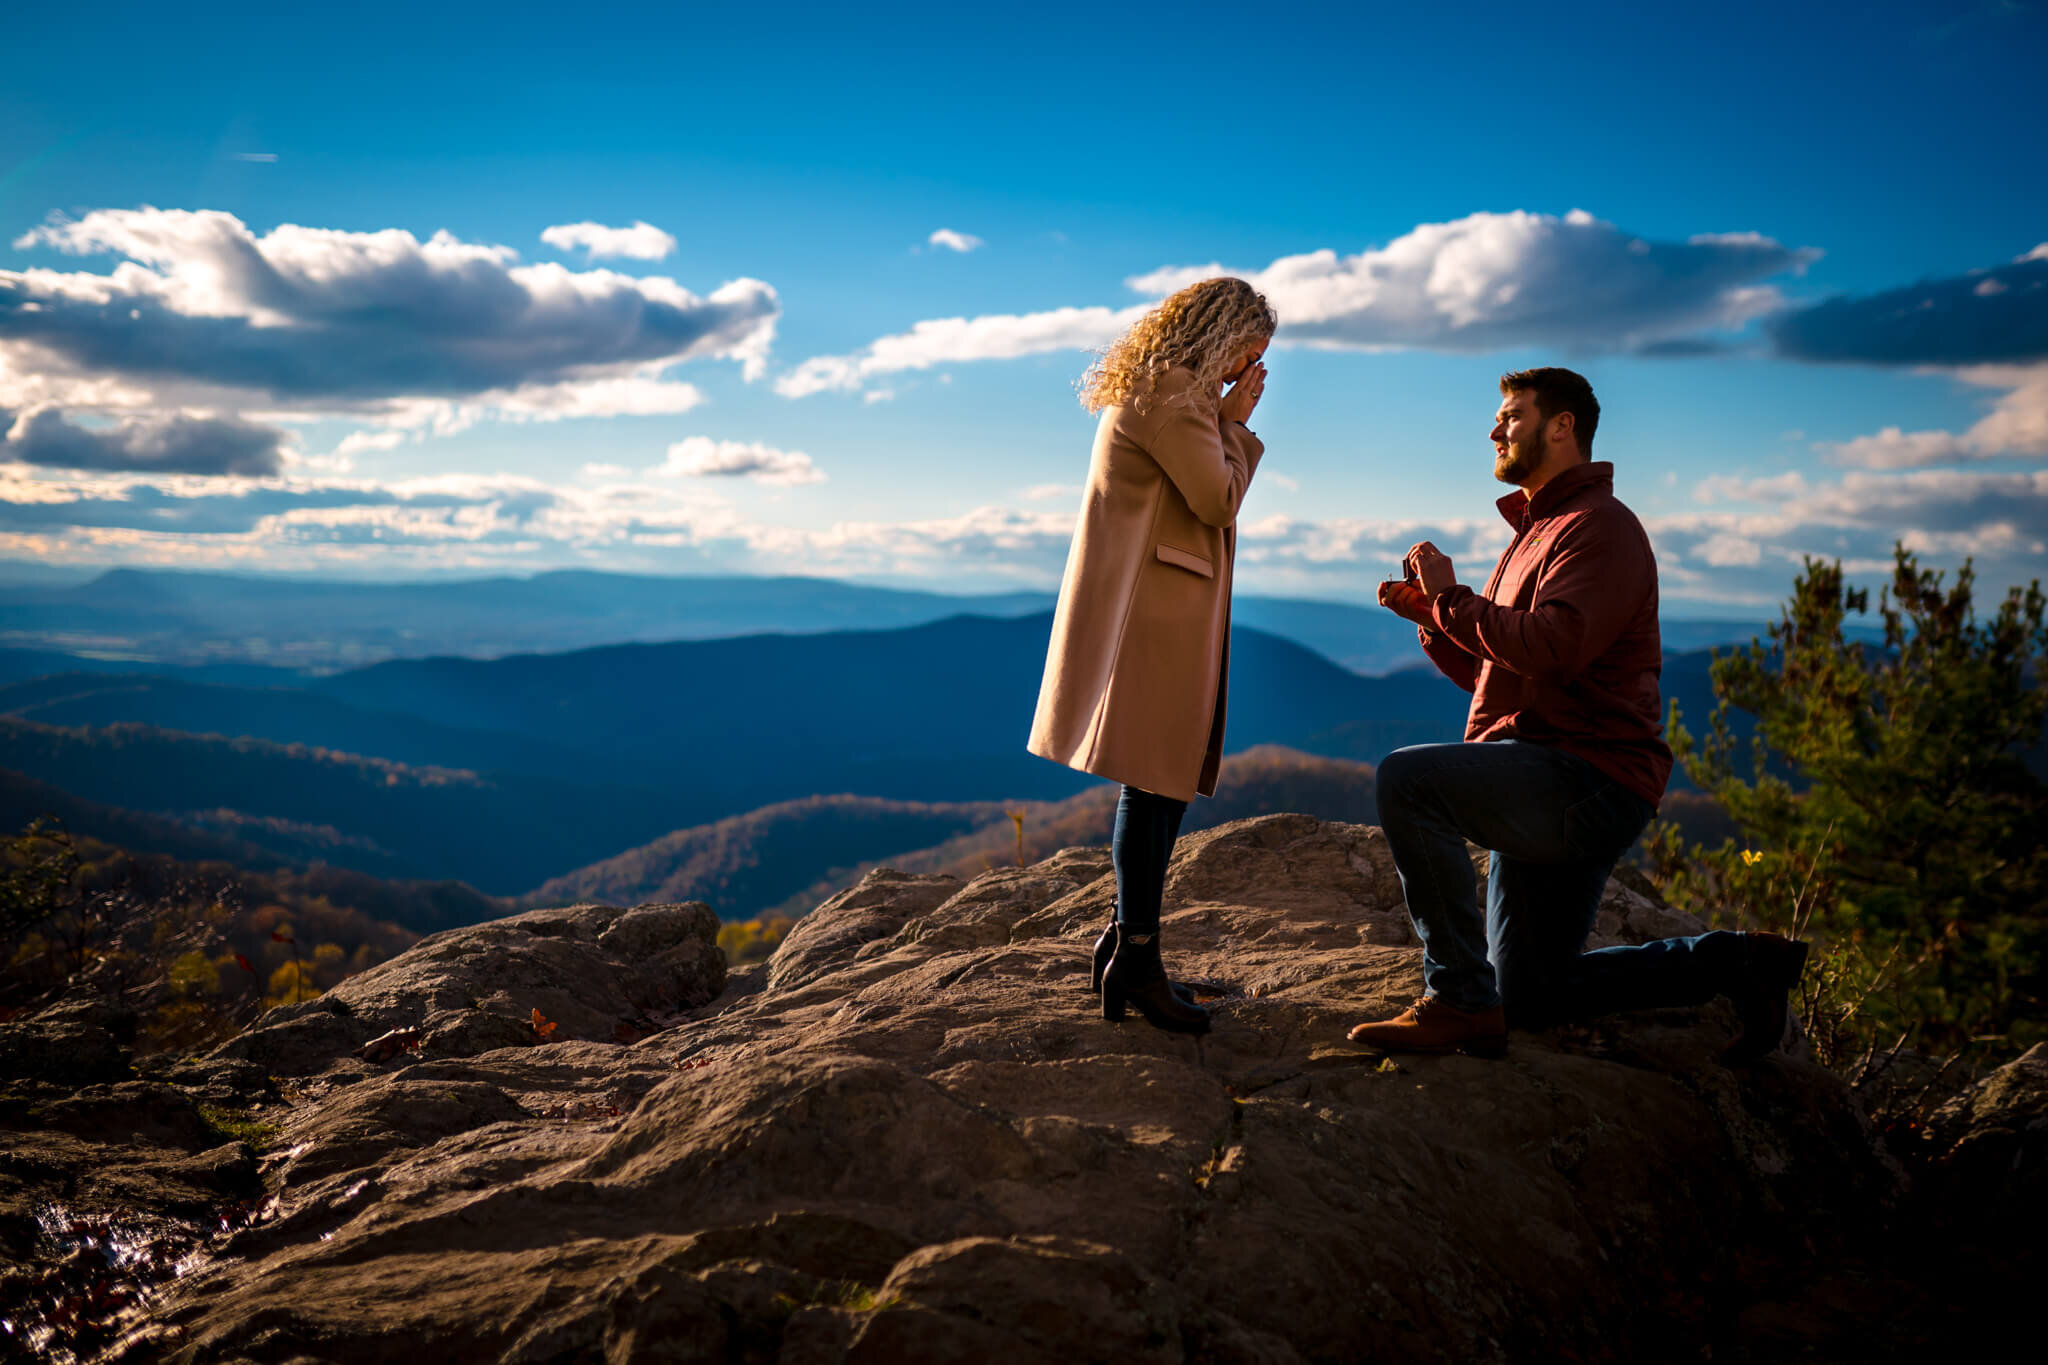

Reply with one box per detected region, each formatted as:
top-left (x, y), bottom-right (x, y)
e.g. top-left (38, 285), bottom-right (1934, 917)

top-left (212, 900), bottom-right (726, 1074)
top-left (112, 817), bottom-right (1902, 1363)
top-left (0, 1018), bottom-right (132, 1086)
top-left (1926, 1041), bottom-right (2048, 1221)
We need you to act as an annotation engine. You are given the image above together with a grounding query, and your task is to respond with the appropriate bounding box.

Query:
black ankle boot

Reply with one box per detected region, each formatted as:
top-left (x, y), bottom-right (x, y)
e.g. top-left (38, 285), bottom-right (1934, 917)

top-left (1102, 931), bottom-right (1210, 1035)
top-left (1724, 931), bottom-right (1811, 1064)
top-left (1090, 921), bottom-right (1198, 1003)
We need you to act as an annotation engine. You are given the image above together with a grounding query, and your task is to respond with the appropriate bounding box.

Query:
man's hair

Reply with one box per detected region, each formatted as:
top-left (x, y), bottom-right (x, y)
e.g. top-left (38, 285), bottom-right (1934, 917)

top-left (1500, 367), bottom-right (1599, 455)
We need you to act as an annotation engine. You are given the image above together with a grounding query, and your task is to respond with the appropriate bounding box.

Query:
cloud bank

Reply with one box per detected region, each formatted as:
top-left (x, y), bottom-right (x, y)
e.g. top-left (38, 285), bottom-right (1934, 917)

top-left (927, 229), bottom-right (984, 254)
top-left (1822, 363), bottom-right (2048, 468)
top-left (781, 209), bottom-right (1818, 396)
top-left (1132, 210), bottom-right (1816, 352)
top-left (1770, 244), bottom-right (2048, 366)
top-left (1, 407), bottom-right (287, 475)
top-left (1, 208), bottom-right (778, 417)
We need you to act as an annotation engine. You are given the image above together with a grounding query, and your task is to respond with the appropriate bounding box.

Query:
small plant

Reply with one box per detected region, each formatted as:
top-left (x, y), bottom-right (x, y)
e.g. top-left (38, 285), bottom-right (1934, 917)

top-left (770, 1281), bottom-right (901, 1316)
top-left (1005, 809), bottom-right (1027, 867)
top-left (196, 1103), bottom-right (282, 1149)
top-left (716, 916), bottom-right (792, 964)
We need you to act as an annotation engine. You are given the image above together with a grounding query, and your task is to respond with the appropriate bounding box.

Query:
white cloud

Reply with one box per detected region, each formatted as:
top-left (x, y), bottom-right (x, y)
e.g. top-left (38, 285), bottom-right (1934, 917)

top-left (1696, 471), bottom-right (1810, 504)
top-left (1132, 209), bottom-right (1816, 352)
top-left (652, 437), bottom-right (825, 486)
top-left (1021, 483), bottom-right (1079, 501)
top-left (1692, 532), bottom-right (1763, 567)
top-left (334, 429), bottom-right (407, 458)
top-left (782, 208), bottom-right (1814, 396)
top-left (927, 229), bottom-right (984, 254)
top-left (2, 208), bottom-right (777, 418)
top-left (775, 305), bottom-right (1143, 397)
top-left (539, 220), bottom-right (679, 261)
top-left (1821, 363), bottom-right (2048, 467)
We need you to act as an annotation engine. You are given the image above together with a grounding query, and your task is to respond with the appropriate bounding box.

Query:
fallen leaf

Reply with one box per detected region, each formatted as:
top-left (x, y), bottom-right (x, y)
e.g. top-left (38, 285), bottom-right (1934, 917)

top-left (354, 1028), bottom-right (423, 1064)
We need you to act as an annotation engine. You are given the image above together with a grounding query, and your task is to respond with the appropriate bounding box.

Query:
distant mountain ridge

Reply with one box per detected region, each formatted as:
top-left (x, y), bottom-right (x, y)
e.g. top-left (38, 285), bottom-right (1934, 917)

top-left (519, 795), bottom-right (1020, 919)
top-left (520, 747), bottom-right (1386, 923)
top-left (0, 565), bottom-right (1801, 676)
top-left (3, 609), bottom-right (1742, 898)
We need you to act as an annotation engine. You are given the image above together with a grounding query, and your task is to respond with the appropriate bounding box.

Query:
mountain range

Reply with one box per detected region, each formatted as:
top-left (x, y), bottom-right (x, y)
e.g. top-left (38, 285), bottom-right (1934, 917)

top-left (0, 613), bottom-right (1495, 893)
top-left (2, 569), bottom-right (1774, 919)
top-left (0, 566), bottom-right (1796, 676)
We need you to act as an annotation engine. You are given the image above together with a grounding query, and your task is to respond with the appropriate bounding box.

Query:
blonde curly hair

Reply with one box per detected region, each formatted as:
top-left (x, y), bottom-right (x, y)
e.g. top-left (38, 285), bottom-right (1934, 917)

top-left (1078, 277), bottom-right (1277, 416)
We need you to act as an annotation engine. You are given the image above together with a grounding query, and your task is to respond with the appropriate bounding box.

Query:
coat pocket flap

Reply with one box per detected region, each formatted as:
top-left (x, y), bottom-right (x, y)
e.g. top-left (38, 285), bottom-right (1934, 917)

top-left (1155, 544), bottom-right (1215, 578)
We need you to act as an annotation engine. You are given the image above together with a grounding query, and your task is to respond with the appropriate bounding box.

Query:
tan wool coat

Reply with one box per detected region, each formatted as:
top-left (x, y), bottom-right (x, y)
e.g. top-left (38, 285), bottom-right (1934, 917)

top-left (1027, 367), bottom-right (1264, 802)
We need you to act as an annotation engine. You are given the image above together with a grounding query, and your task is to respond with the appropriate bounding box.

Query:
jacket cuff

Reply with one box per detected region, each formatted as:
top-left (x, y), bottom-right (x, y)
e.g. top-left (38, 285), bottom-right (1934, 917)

top-left (1430, 585), bottom-right (1477, 637)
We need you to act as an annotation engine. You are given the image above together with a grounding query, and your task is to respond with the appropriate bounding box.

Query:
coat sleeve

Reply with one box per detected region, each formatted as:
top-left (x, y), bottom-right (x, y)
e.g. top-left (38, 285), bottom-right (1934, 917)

top-left (1429, 513), bottom-right (1646, 683)
top-left (1416, 626), bottom-right (1480, 692)
top-left (1143, 383), bottom-right (1263, 528)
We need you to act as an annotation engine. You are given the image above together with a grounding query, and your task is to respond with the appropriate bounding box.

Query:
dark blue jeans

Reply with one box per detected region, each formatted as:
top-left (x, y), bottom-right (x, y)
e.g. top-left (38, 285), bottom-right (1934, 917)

top-left (1375, 740), bottom-right (1742, 1026)
top-left (1112, 785), bottom-right (1188, 934)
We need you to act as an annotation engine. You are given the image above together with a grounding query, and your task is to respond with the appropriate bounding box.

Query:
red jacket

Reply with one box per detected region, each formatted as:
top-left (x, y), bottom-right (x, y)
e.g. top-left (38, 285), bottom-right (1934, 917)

top-left (1418, 460), bottom-right (1673, 808)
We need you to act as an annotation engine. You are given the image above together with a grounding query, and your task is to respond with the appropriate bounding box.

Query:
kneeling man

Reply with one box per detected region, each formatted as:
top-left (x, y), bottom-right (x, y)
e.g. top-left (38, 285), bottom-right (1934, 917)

top-left (1355, 367), bottom-right (1806, 1061)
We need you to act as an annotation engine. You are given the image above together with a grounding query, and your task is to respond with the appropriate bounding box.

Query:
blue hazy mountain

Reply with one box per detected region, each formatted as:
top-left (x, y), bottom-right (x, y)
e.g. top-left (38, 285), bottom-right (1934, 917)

top-left (0, 565), bottom-right (1790, 677)
top-left (1, 614), bottom-right (1476, 891)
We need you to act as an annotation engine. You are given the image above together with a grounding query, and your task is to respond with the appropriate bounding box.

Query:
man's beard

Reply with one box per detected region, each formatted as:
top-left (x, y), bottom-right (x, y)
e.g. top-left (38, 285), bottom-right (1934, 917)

top-left (1493, 435), bottom-right (1544, 485)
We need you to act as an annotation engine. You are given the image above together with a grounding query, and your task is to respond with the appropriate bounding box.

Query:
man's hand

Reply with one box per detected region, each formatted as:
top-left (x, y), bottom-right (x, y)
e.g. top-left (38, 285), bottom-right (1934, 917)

top-left (1377, 579), bottom-right (1434, 626)
top-left (1404, 541), bottom-right (1458, 599)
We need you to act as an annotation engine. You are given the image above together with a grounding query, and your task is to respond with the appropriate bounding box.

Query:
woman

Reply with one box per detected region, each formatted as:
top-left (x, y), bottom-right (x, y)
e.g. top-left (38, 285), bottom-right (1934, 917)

top-left (1027, 276), bottom-right (1275, 1035)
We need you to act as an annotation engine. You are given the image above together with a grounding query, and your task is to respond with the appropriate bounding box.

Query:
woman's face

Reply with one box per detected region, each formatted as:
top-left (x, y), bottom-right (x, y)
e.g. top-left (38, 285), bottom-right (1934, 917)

top-left (1221, 340), bottom-right (1269, 386)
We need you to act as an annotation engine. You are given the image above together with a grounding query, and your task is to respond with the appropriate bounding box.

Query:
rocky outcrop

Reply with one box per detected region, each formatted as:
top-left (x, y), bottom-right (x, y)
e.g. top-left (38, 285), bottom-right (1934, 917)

top-left (0, 1013), bottom-right (270, 1362)
top-left (64, 814), bottom-right (1923, 1363)
top-left (1925, 1041), bottom-right (2048, 1227)
top-left (211, 900), bottom-right (728, 1074)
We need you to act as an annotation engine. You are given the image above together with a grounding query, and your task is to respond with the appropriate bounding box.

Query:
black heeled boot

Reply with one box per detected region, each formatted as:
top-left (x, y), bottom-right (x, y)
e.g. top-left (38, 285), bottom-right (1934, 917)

top-left (1090, 921), bottom-right (1198, 1003)
top-left (1102, 931), bottom-right (1210, 1035)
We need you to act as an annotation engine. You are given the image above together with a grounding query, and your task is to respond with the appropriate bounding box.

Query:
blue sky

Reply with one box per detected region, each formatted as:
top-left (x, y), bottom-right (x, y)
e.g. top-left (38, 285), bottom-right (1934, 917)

top-left (2, 0), bottom-right (2044, 614)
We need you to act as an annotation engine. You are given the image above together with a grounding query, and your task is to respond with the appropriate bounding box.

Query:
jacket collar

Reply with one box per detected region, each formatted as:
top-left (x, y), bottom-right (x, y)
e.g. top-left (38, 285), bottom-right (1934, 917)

top-left (1495, 460), bottom-right (1614, 529)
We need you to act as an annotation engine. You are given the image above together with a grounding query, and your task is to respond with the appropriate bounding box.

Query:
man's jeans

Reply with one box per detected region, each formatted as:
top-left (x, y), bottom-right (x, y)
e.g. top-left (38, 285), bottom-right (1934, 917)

top-left (1375, 740), bottom-right (1742, 1027)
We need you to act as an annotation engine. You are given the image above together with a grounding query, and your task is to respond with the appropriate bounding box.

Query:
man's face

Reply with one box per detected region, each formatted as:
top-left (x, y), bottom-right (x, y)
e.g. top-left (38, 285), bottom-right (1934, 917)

top-left (1490, 390), bottom-right (1548, 485)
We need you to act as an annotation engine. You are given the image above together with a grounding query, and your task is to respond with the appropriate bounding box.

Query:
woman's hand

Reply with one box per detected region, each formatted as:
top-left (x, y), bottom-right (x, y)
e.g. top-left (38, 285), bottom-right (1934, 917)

top-left (1219, 360), bottom-right (1265, 426)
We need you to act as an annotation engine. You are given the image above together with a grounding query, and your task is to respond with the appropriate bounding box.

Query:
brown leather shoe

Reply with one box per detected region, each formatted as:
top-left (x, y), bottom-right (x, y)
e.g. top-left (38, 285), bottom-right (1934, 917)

top-left (1347, 995), bottom-right (1507, 1057)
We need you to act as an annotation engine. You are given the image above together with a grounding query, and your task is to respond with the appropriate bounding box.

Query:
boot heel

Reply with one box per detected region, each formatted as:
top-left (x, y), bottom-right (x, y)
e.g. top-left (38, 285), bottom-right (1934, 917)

top-left (1101, 987), bottom-right (1128, 1022)
top-left (1090, 926), bottom-right (1113, 994)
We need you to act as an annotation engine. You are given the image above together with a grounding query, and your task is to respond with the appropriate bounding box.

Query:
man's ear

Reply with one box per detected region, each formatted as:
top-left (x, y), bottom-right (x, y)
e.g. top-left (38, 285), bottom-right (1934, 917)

top-left (1551, 411), bottom-right (1576, 447)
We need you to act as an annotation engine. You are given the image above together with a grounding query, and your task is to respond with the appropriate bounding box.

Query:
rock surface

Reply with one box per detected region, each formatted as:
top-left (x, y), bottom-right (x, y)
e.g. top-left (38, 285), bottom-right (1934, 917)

top-left (92, 816), bottom-right (1915, 1362)
top-left (212, 900), bottom-right (728, 1074)
top-left (1925, 1040), bottom-right (2048, 1225)
top-left (0, 1014), bottom-right (269, 1363)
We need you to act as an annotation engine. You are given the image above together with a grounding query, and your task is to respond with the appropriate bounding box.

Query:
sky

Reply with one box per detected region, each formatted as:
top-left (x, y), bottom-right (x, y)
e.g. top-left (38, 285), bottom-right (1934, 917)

top-left (2, 0), bottom-right (2045, 615)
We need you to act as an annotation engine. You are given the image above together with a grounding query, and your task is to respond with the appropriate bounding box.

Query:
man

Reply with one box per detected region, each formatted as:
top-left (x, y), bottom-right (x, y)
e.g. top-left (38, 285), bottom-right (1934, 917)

top-left (1352, 367), bottom-right (1807, 1061)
